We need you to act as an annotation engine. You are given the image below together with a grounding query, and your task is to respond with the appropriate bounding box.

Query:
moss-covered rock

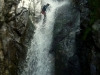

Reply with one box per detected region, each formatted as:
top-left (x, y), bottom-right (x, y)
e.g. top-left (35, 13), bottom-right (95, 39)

top-left (80, 0), bottom-right (100, 74)
top-left (82, 0), bottom-right (100, 40)
top-left (89, 0), bottom-right (100, 25)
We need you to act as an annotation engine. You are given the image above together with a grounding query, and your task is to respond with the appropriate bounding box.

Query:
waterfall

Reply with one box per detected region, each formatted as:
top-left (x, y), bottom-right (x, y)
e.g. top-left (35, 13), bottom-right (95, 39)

top-left (20, 0), bottom-right (70, 75)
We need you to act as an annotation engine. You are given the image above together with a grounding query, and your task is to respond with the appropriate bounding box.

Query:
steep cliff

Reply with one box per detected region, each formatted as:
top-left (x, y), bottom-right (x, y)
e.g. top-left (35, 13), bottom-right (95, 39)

top-left (0, 0), bottom-right (100, 75)
top-left (79, 0), bottom-right (100, 75)
top-left (53, 0), bottom-right (100, 75)
top-left (0, 0), bottom-right (35, 75)
top-left (82, 0), bottom-right (100, 75)
top-left (52, 0), bottom-right (80, 75)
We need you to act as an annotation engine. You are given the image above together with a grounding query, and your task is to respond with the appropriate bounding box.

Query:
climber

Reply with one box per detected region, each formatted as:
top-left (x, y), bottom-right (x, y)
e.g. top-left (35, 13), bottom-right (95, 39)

top-left (41, 3), bottom-right (50, 18)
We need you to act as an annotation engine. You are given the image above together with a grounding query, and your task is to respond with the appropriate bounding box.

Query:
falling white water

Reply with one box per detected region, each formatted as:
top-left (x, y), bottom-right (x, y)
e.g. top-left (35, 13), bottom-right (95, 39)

top-left (20, 0), bottom-right (70, 75)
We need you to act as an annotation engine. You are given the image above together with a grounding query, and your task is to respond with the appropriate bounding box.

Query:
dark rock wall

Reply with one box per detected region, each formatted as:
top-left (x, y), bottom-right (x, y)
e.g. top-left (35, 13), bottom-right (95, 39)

top-left (80, 0), bottom-right (100, 75)
top-left (53, 0), bottom-right (80, 75)
top-left (54, 0), bottom-right (100, 75)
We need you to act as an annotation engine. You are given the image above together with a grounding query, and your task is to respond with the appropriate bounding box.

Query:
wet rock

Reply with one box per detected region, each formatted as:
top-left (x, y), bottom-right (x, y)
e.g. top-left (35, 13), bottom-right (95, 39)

top-left (80, 0), bottom-right (90, 30)
top-left (90, 63), bottom-right (97, 75)
top-left (53, 1), bottom-right (80, 75)
top-left (67, 55), bottom-right (81, 75)
top-left (89, 47), bottom-right (100, 75)
top-left (5, 70), bottom-right (9, 75)
top-left (0, 0), bottom-right (35, 75)
top-left (75, 32), bottom-right (91, 75)
top-left (0, 0), bottom-right (4, 10)
top-left (0, 50), bottom-right (4, 61)
top-left (92, 20), bottom-right (100, 49)
top-left (0, 0), bottom-right (4, 27)
top-left (79, 0), bottom-right (100, 75)
top-left (92, 20), bottom-right (100, 31)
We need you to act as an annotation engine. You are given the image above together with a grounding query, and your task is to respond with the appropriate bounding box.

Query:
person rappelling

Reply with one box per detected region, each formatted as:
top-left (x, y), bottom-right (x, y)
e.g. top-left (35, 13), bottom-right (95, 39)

top-left (41, 3), bottom-right (50, 23)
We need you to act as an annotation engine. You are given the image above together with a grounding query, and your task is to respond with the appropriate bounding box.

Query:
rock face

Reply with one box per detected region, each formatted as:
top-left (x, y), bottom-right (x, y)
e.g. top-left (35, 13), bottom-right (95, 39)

top-left (0, 0), bottom-right (100, 75)
top-left (91, 20), bottom-right (100, 75)
top-left (0, 0), bottom-right (35, 75)
top-left (53, 0), bottom-right (100, 75)
top-left (92, 20), bottom-right (100, 49)
top-left (53, 0), bottom-right (80, 75)
top-left (79, 0), bottom-right (100, 75)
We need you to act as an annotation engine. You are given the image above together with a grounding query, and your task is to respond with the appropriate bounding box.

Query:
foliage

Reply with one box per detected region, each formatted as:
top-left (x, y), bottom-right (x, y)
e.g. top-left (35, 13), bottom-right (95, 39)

top-left (82, 0), bottom-right (100, 40)
top-left (82, 27), bottom-right (92, 40)
top-left (89, 0), bottom-right (100, 25)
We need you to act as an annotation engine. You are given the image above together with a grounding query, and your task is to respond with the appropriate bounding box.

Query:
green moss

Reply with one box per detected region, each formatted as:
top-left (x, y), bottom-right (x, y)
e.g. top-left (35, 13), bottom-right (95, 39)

top-left (82, 27), bottom-right (92, 40)
top-left (82, 0), bottom-right (100, 40)
top-left (89, 0), bottom-right (100, 25)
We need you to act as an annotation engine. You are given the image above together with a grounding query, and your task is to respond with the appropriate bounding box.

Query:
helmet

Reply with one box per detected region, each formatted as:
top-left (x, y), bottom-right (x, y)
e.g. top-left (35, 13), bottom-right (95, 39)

top-left (47, 3), bottom-right (50, 6)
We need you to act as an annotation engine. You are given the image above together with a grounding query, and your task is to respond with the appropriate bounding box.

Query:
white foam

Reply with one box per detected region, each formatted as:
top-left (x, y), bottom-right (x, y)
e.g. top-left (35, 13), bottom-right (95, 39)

top-left (21, 0), bottom-right (70, 75)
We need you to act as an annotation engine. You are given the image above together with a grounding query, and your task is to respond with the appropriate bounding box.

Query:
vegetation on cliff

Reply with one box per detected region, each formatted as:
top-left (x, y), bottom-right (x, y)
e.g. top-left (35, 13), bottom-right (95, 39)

top-left (89, 0), bottom-right (100, 25)
top-left (82, 0), bottom-right (100, 40)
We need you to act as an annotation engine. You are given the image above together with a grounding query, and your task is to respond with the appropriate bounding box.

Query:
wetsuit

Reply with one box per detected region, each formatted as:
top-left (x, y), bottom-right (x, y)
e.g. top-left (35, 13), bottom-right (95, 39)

top-left (41, 5), bottom-right (48, 16)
